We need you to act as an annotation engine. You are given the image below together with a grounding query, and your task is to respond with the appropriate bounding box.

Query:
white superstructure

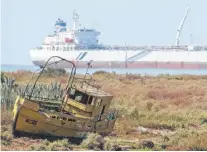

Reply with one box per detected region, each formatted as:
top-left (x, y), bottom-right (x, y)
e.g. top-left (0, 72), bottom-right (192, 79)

top-left (30, 10), bottom-right (207, 69)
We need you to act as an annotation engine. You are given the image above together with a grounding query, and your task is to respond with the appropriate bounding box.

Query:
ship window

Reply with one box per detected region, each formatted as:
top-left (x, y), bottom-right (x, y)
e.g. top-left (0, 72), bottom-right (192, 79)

top-left (68, 87), bottom-right (76, 98)
top-left (68, 88), bottom-right (89, 105)
top-left (74, 91), bottom-right (89, 104)
top-left (80, 94), bottom-right (89, 105)
top-left (74, 91), bottom-right (82, 102)
top-left (63, 47), bottom-right (66, 51)
top-left (75, 93), bottom-right (82, 102)
top-left (51, 116), bottom-right (56, 119)
top-left (88, 96), bottom-right (94, 104)
top-left (68, 88), bottom-right (81, 101)
top-left (56, 47), bottom-right (59, 51)
top-left (60, 47), bottom-right (62, 51)
top-left (67, 47), bottom-right (69, 51)
top-left (68, 118), bottom-right (76, 122)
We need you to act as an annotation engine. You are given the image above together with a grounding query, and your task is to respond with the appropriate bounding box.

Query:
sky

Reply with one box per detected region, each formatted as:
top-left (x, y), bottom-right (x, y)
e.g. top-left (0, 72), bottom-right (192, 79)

top-left (1, 0), bottom-right (207, 65)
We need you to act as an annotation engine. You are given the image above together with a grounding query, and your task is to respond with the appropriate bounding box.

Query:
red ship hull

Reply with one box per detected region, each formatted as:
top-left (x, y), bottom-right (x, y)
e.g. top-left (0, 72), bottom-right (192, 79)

top-left (73, 61), bottom-right (207, 69)
top-left (33, 61), bottom-right (207, 69)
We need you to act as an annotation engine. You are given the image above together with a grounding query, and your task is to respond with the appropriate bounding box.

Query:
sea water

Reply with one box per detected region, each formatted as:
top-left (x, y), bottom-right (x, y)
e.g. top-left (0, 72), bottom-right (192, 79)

top-left (1, 64), bottom-right (207, 76)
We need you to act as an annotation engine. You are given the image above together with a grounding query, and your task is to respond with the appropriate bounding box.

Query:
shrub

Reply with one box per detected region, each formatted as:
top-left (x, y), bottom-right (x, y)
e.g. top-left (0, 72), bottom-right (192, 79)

top-left (125, 73), bottom-right (141, 80)
top-left (1, 126), bottom-right (9, 133)
top-left (104, 140), bottom-right (123, 151)
top-left (1, 131), bottom-right (13, 140)
top-left (104, 140), bottom-right (114, 151)
top-left (42, 68), bottom-right (67, 77)
top-left (142, 123), bottom-right (176, 131)
top-left (29, 139), bottom-right (71, 151)
top-left (42, 139), bottom-right (50, 146)
top-left (93, 70), bottom-right (108, 75)
top-left (139, 140), bottom-right (154, 149)
top-left (130, 109), bottom-right (145, 120)
top-left (130, 109), bottom-right (140, 120)
top-left (81, 133), bottom-right (105, 150)
top-left (29, 144), bottom-right (48, 151)
top-left (50, 139), bottom-right (70, 148)
top-left (146, 102), bottom-right (153, 111)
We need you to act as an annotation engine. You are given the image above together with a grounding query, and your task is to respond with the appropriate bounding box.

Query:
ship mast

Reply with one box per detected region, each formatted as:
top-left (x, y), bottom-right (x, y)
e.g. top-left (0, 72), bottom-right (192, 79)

top-left (176, 5), bottom-right (190, 46)
top-left (72, 10), bottom-right (79, 30)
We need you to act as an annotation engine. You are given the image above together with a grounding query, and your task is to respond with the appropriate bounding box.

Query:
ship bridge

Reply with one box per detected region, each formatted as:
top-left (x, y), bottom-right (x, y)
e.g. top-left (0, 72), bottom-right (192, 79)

top-left (54, 18), bottom-right (67, 33)
top-left (44, 11), bottom-right (101, 48)
top-left (74, 28), bottom-right (100, 48)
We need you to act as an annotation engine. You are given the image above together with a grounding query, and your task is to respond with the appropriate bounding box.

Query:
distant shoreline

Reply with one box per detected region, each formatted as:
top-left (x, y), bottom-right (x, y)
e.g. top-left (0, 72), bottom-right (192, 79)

top-left (1, 64), bottom-right (207, 76)
top-left (1, 64), bottom-right (34, 66)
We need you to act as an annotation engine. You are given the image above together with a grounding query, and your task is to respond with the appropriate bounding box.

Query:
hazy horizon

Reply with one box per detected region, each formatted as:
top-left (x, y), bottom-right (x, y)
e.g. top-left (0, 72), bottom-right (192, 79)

top-left (1, 0), bottom-right (207, 65)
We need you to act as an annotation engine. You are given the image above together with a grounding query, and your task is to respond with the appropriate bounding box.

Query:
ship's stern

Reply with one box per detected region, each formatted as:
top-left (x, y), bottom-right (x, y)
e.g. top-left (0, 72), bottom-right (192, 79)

top-left (12, 96), bottom-right (24, 137)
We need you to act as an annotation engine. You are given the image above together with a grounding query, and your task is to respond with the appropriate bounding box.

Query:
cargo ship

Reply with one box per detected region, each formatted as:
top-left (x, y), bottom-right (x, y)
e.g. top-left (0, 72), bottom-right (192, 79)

top-left (30, 8), bottom-right (207, 69)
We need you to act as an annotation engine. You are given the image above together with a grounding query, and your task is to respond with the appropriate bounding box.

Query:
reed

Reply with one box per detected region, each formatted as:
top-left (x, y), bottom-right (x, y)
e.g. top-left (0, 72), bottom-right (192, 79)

top-left (1, 73), bottom-right (64, 110)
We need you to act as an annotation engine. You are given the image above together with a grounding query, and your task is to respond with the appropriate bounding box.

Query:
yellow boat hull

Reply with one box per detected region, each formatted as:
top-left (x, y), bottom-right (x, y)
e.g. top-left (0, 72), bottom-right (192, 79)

top-left (12, 96), bottom-right (116, 138)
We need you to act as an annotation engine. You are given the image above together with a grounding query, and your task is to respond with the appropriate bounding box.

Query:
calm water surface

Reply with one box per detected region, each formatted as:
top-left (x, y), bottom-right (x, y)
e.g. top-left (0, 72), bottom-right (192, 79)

top-left (1, 64), bottom-right (207, 76)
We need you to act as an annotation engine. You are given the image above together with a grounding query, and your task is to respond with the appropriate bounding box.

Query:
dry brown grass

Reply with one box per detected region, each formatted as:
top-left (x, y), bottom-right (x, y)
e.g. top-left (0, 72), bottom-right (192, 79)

top-left (185, 133), bottom-right (207, 150)
top-left (1, 111), bottom-right (13, 147)
top-left (1, 71), bottom-right (207, 150)
top-left (92, 73), bottom-right (207, 150)
top-left (1, 111), bottom-right (13, 126)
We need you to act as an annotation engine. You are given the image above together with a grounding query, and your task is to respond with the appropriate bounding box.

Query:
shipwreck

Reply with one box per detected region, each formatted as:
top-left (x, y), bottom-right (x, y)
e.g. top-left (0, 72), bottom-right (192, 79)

top-left (12, 56), bottom-right (117, 139)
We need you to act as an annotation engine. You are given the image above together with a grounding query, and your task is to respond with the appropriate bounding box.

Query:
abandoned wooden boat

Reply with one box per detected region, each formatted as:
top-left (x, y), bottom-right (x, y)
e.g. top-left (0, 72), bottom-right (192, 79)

top-left (12, 56), bottom-right (117, 138)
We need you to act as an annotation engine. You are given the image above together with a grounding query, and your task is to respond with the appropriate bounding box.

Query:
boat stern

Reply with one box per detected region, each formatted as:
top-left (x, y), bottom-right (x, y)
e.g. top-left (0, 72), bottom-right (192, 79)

top-left (12, 96), bottom-right (41, 137)
top-left (13, 96), bottom-right (23, 120)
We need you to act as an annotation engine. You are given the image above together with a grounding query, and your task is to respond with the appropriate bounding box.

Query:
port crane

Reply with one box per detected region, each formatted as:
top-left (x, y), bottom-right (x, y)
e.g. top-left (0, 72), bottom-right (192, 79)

top-left (176, 5), bottom-right (190, 46)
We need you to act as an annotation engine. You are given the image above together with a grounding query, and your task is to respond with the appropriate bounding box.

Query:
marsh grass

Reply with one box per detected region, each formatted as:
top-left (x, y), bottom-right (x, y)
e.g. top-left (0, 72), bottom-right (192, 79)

top-left (29, 139), bottom-right (72, 151)
top-left (1, 111), bottom-right (13, 146)
top-left (186, 133), bottom-right (207, 151)
top-left (81, 133), bottom-right (105, 150)
top-left (1, 71), bottom-right (207, 150)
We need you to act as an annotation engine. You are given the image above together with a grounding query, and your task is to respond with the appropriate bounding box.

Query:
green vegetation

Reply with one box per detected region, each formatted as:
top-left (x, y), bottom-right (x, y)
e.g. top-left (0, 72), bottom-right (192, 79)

top-left (1, 73), bottom-right (64, 110)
